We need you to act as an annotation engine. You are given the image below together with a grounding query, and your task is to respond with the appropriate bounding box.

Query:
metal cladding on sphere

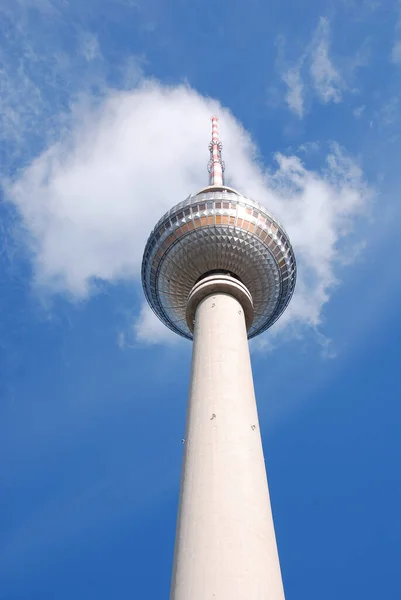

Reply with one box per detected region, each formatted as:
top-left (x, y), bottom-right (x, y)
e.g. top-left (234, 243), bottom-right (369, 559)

top-left (142, 186), bottom-right (296, 339)
top-left (141, 120), bottom-right (296, 340)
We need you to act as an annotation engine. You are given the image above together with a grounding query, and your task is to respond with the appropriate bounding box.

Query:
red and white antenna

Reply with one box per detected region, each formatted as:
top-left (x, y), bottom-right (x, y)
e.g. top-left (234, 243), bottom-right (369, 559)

top-left (207, 116), bottom-right (225, 186)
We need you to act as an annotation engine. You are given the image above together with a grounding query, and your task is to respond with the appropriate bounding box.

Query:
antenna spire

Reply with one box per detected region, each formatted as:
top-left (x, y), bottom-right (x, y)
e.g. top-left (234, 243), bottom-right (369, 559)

top-left (207, 116), bottom-right (225, 187)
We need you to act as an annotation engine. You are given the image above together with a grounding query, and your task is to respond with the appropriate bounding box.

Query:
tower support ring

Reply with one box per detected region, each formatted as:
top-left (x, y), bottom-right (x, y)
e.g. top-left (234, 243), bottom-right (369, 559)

top-left (186, 273), bottom-right (254, 333)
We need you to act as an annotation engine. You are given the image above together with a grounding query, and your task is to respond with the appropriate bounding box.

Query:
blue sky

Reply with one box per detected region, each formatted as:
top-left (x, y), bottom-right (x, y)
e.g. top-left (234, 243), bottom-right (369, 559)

top-left (1, 0), bottom-right (401, 598)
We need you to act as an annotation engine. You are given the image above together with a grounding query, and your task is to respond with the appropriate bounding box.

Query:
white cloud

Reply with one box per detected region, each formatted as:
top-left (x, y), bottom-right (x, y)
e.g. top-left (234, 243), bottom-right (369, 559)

top-left (132, 305), bottom-right (181, 346)
top-left (267, 145), bottom-right (369, 333)
top-left (309, 18), bottom-right (344, 104)
top-left (0, 2), bottom-right (371, 347)
top-left (117, 303), bottom-right (180, 348)
top-left (4, 81), bottom-right (371, 345)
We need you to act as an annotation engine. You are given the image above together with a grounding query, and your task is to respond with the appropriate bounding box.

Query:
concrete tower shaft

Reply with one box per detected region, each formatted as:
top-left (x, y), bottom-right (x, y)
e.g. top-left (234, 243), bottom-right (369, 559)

top-left (170, 273), bottom-right (285, 600)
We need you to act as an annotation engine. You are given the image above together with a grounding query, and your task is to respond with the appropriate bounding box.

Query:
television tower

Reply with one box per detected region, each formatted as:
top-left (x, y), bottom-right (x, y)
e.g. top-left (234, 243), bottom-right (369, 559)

top-left (142, 117), bottom-right (296, 599)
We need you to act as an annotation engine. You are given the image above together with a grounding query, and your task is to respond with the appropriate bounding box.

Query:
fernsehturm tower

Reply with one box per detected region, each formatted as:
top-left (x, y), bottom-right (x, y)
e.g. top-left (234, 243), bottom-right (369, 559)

top-left (142, 117), bottom-right (297, 599)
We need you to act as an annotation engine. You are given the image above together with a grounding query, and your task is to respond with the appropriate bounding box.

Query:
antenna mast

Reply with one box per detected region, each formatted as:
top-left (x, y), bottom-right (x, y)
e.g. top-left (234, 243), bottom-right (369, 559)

top-left (207, 116), bottom-right (225, 186)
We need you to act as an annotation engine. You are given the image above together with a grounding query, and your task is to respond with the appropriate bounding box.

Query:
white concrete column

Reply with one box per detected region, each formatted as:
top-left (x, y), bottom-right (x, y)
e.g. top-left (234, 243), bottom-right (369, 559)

top-left (170, 274), bottom-right (285, 600)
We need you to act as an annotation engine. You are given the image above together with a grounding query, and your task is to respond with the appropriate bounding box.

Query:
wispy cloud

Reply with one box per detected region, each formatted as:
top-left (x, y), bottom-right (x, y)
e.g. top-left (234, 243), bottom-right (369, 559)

top-left (353, 105), bottom-right (366, 118)
top-left (378, 95), bottom-right (400, 127)
top-left (309, 17), bottom-right (344, 104)
top-left (79, 32), bottom-right (101, 62)
top-left (282, 63), bottom-right (305, 118)
top-left (391, 40), bottom-right (401, 63)
top-left (279, 17), bottom-right (346, 118)
top-left (391, 1), bottom-right (401, 63)
top-left (0, 0), bottom-right (143, 173)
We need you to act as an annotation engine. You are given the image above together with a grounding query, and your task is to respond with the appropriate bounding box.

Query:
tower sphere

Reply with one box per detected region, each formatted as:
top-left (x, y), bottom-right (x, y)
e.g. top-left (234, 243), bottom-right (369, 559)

top-left (142, 184), bottom-right (296, 339)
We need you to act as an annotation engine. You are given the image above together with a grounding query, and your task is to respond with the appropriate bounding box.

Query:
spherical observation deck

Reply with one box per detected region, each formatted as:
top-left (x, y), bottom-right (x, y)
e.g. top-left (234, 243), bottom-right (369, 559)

top-left (141, 185), bottom-right (296, 340)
